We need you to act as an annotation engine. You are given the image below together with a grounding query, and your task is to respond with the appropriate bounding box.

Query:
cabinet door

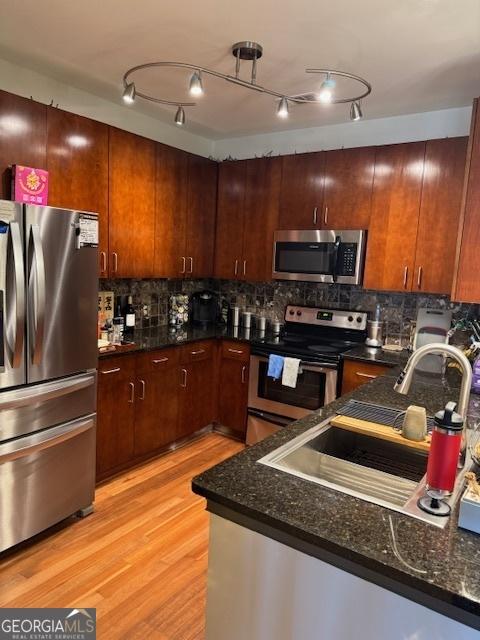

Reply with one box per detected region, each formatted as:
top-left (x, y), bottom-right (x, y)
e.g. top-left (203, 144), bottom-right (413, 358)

top-left (364, 142), bottom-right (425, 292)
top-left (453, 99), bottom-right (480, 303)
top-left (46, 108), bottom-right (109, 277)
top-left (134, 360), bottom-right (179, 456)
top-left (186, 154), bottom-right (217, 278)
top-left (214, 160), bottom-right (247, 279)
top-left (96, 357), bottom-right (136, 479)
top-left (242, 157), bottom-right (282, 281)
top-left (413, 137), bottom-right (468, 295)
top-left (108, 127), bottom-right (156, 278)
top-left (218, 355), bottom-right (249, 438)
top-left (154, 143), bottom-right (188, 278)
top-left (0, 90), bottom-right (47, 199)
top-left (278, 152), bottom-right (324, 229)
top-left (341, 360), bottom-right (390, 395)
top-left (178, 357), bottom-right (216, 439)
top-left (323, 147), bottom-right (375, 229)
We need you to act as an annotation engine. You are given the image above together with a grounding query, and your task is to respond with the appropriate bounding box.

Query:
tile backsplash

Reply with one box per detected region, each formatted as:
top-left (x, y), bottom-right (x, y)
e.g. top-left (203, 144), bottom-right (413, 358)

top-left (100, 278), bottom-right (479, 345)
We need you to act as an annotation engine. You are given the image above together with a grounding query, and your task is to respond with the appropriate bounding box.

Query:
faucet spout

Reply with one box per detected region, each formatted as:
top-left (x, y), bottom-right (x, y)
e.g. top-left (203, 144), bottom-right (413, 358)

top-left (393, 342), bottom-right (472, 421)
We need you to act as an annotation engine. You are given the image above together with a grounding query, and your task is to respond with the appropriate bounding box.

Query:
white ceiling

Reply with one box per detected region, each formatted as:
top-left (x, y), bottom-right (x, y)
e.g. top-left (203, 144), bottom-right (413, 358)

top-left (0, 0), bottom-right (479, 139)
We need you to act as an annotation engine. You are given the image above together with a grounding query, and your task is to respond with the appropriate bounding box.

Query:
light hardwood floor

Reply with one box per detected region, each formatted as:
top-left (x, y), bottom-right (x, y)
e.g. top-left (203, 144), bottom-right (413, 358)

top-left (0, 433), bottom-right (244, 639)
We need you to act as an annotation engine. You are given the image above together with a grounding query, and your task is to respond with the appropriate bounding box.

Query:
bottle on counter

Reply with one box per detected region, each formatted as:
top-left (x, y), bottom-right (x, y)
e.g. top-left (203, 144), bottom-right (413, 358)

top-left (112, 304), bottom-right (125, 344)
top-left (124, 295), bottom-right (136, 341)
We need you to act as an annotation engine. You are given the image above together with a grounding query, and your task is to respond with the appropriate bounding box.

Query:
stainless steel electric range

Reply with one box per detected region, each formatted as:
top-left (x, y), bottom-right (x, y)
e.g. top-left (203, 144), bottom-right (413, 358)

top-left (246, 305), bottom-right (367, 444)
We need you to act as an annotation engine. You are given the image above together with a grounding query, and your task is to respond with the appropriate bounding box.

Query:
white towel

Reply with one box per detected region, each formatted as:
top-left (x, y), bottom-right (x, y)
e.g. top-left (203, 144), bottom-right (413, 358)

top-left (282, 357), bottom-right (301, 388)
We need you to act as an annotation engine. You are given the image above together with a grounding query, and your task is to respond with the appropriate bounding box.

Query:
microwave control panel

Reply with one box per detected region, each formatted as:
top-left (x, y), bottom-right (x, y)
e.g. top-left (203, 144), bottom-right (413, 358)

top-left (337, 243), bottom-right (358, 276)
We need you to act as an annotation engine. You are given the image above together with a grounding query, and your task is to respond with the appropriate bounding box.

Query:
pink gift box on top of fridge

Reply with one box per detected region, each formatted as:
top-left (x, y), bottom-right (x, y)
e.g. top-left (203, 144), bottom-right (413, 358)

top-left (11, 165), bottom-right (49, 205)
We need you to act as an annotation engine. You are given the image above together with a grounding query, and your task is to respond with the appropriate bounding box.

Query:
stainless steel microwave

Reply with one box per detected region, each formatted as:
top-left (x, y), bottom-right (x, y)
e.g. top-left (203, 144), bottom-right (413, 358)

top-left (272, 229), bottom-right (366, 285)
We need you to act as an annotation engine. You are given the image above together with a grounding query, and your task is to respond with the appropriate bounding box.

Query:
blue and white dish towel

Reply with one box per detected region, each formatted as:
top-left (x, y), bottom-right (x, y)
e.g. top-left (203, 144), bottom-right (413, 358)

top-left (267, 354), bottom-right (284, 379)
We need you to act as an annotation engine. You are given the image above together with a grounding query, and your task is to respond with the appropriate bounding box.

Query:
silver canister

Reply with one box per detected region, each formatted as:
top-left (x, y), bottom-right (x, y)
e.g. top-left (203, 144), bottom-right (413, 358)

top-left (272, 320), bottom-right (282, 335)
top-left (242, 311), bottom-right (252, 329)
top-left (365, 320), bottom-right (384, 347)
top-left (257, 316), bottom-right (267, 332)
top-left (230, 306), bottom-right (240, 327)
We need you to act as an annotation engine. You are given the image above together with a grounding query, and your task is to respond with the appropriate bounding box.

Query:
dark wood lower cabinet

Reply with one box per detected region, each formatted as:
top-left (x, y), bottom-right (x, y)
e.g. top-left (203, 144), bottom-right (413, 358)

top-left (217, 341), bottom-right (250, 438)
top-left (177, 358), bottom-right (216, 439)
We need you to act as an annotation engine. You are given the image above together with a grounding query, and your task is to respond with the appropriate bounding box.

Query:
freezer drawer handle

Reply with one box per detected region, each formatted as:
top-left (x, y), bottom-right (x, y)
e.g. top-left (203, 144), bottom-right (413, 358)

top-left (29, 224), bottom-right (46, 365)
top-left (0, 416), bottom-right (94, 464)
top-left (7, 221), bottom-right (25, 368)
top-left (0, 373), bottom-right (95, 412)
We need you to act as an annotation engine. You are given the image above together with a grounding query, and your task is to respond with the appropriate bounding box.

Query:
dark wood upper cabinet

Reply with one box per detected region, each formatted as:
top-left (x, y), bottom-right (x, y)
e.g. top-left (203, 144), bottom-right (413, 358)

top-left (154, 144), bottom-right (188, 278)
top-left (46, 108), bottom-right (109, 277)
top-left (0, 90), bottom-right (47, 199)
top-left (453, 99), bottom-right (480, 303)
top-left (214, 160), bottom-right (247, 280)
top-left (242, 157), bottom-right (282, 281)
top-left (186, 154), bottom-right (217, 278)
top-left (364, 142), bottom-right (426, 292)
top-left (414, 137), bottom-right (468, 295)
top-left (108, 127), bottom-right (156, 278)
top-left (323, 147), bottom-right (375, 229)
top-left (278, 152), bottom-right (324, 229)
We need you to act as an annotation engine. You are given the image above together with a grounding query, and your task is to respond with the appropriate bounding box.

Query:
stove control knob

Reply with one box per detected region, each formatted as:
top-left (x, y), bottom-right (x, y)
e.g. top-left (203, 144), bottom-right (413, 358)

top-left (296, 310), bottom-right (302, 316)
top-left (348, 315), bottom-right (354, 322)
top-left (289, 309), bottom-right (295, 316)
top-left (356, 316), bottom-right (363, 323)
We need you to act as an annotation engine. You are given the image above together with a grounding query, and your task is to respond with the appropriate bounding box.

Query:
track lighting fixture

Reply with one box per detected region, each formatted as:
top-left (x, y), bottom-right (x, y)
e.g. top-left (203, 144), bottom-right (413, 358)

top-left (189, 70), bottom-right (204, 96)
top-left (175, 106), bottom-right (185, 126)
top-left (277, 97), bottom-right (289, 118)
top-left (350, 101), bottom-right (363, 121)
top-left (122, 81), bottom-right (136, 104)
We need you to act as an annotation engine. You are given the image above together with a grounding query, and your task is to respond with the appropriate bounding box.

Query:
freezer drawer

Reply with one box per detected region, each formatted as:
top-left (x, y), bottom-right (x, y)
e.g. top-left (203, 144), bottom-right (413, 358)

top-left (0, 372), bottom-right (96, 441)
top-left (0, 414), bottom-right (96, 552)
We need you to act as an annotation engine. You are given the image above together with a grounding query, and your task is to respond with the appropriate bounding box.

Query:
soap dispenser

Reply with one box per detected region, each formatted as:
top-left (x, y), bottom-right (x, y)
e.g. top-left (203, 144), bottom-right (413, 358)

top-left (418, 401), bottom-right (463, 517)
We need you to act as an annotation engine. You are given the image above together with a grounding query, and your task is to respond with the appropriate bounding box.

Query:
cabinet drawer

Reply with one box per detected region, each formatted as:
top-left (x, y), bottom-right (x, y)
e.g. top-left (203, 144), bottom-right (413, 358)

top-left (136, 347), bottom-right (179, 374)
top-left (98, 355), bottom-right (136, 379)
top-left (180, 340), bottom-right (215, 364)
top-left (221, 340), bottom-right (250, 362)
top-left (342, 359), bottom-right (390, 395)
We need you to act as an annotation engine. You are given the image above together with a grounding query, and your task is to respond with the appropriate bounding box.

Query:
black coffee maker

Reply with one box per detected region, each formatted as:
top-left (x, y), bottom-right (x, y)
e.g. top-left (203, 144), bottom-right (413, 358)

top-left (190, 291), bottom-right (219, 326)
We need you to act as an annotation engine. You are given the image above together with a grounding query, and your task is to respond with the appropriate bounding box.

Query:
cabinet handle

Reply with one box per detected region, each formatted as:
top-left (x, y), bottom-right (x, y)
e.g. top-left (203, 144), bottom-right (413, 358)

top-left (403, 265), bottom-right (409, 289)
top-left (139, 379), bottom-right (146, 400)
top-left (313, 207), bottom-right (318, 225)
top-left (234, 259), bottom-right (238, 276)
top-left (128, 382), bottom-right (135, 403)
top-left (243, 260), bottom-right (247, 276)
top-left (324, 206), bottom-right (328, 226)
top-left (112, 252), bottom-right (118, 274)
top-left (241, 365), bottom-right (247, 384)
top-left (100, 251), bottom-right (107, 274)
top-left (181, 256), bottom-right (186, 274)
top-left (355, 372), bottom-right (377, 380)
top-left (190, 349), bottom-right (205, 356)
top-left (228, 348), bottom-right (244, 355)
top-left (101, 367), bottom-right (120, 375)
top-left (417, 266), bottom-right (423, 289)
top-left (152, 357), bottom-right (169, 364)
top-left (181, 368), bottom-right (187, 388)
top-left (188, 257), bottom-right (193, 274)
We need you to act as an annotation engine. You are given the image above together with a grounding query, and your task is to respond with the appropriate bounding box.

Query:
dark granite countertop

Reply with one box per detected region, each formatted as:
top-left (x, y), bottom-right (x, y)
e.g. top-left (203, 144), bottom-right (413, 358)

top-left (192, 370), bottom-right (480, 629)
top-left (343, 343), bottom-right (410, 367)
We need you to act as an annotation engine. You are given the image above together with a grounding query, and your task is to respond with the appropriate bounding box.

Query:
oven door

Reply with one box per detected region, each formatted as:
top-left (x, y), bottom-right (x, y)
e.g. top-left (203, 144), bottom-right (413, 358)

top-left (248, 354), bottom-right (338, 420)
top-left (272, 229), bottom-right (365, 285)
top-left (246, 408), bottom-right (292, 446)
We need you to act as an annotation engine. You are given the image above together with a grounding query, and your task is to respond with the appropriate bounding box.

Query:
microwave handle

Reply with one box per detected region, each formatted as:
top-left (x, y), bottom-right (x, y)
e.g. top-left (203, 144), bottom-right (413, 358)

top-left (331, 235), bottom-right (341, 283)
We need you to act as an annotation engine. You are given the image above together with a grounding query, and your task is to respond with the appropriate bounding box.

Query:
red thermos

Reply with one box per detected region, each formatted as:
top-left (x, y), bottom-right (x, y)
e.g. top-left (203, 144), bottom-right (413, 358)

top-left (426, 401), bottom-right (463, 494)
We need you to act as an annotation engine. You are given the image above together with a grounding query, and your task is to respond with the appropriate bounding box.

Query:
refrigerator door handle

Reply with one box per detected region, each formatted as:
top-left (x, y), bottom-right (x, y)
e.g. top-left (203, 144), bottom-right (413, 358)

top-left (0, 414), bottom-right (95, 465)
top-left (0, 373), bottom-right (95, 412)
top-left (7, 222), bottom-right (25, 368)
top-left (29, 224), bottom-right (46, 365)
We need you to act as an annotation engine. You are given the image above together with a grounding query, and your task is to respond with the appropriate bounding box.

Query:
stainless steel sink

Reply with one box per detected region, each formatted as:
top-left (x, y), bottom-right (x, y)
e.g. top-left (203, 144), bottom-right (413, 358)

top-left (258, 417), bottom-right (474, 528)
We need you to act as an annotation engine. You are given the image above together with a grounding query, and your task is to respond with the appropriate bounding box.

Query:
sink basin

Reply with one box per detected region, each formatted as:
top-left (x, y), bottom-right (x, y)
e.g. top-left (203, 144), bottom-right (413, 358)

top-left (258, 416), bottom-right (474, 528)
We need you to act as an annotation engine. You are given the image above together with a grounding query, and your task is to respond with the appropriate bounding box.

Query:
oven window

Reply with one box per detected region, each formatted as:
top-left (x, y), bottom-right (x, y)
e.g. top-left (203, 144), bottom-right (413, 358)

top-left (275, 242), bottom-right (335, 274)
top-left (257, 361), bottom-right (326, 410)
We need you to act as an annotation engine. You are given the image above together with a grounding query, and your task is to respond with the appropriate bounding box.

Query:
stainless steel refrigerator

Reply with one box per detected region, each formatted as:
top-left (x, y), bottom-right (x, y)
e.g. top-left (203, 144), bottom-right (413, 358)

top-left (0, 200), bottom-right (98, 552)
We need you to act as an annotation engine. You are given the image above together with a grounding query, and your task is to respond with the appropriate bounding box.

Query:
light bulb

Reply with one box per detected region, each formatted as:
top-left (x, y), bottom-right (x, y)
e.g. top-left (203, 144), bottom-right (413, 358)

top-left (317, 75), bottom-right (336, 104)
top-left (350, 101), bottom-right (363, 121)
top-left (277, 97), bottom-right (289, 118)
top-left (189, 71), bottom-right (204, 97)
top-left (122, 82), bottom-right (136, 104)
top-left (175, 106), bottom-right (185, 126)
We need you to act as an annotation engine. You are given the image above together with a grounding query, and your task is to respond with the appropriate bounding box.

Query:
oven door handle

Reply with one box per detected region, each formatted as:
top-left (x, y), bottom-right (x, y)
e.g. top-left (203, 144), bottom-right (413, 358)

top-left (331, 235), bottom-right (341, 283)
top-left (247, 409), bottom-right (292, 428)
top-left (251, 353), bottom-right (338, 370)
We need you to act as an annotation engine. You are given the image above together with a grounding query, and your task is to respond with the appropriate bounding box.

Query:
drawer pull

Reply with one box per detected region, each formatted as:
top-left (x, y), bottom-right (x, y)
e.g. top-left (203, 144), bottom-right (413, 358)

top-left (152, 357), bottom-right (169, 364)
top-left (228, 348), bottom-right (244, 355)
top-left (101, 367), bottom-right (120, 375)
top-left (355, 372), bottom-right (377, 379)
top-left (128, 382), bottom-right (135, 403)
top-left (190, 349), bottom-right (206, 356)
top-left (241, 365), bottom-right (247, 384)
top-left (181, 368), bottom-right (187, 388)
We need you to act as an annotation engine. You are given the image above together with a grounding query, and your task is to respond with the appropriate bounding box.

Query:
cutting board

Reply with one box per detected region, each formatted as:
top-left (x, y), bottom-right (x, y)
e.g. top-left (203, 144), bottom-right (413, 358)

top-left (330, 414), bottom-right (431, 453)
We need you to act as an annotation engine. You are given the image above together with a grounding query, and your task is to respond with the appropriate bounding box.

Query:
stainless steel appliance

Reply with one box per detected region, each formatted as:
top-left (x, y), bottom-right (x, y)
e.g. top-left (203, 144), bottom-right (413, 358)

top-left (0, 201), bottom-right (98, 552)
top-left (247, 305), bottom-right (367, 444)
top-left (272, 229), bottom-right (366, 284)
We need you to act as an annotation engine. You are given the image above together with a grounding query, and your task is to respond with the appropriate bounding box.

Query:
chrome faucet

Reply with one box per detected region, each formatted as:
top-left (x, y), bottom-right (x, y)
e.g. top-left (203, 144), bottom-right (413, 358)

top-left (394, 342), bottom-right (472, 422)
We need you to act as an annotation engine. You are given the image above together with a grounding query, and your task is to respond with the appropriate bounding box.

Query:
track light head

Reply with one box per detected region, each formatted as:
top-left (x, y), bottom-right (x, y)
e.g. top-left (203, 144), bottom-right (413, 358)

top-left (350, 101), bottom-right (363, 121)
top-left (175, 106), bottom-right (186, 126)
top-left (189, 70), bottom-right (204, 97)
top-left (277, 97), bottom-right (289, 118)
top-left (122, 81), bottom-right (136, 104)
top-left (317, 74), bottom-right (336, 104)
